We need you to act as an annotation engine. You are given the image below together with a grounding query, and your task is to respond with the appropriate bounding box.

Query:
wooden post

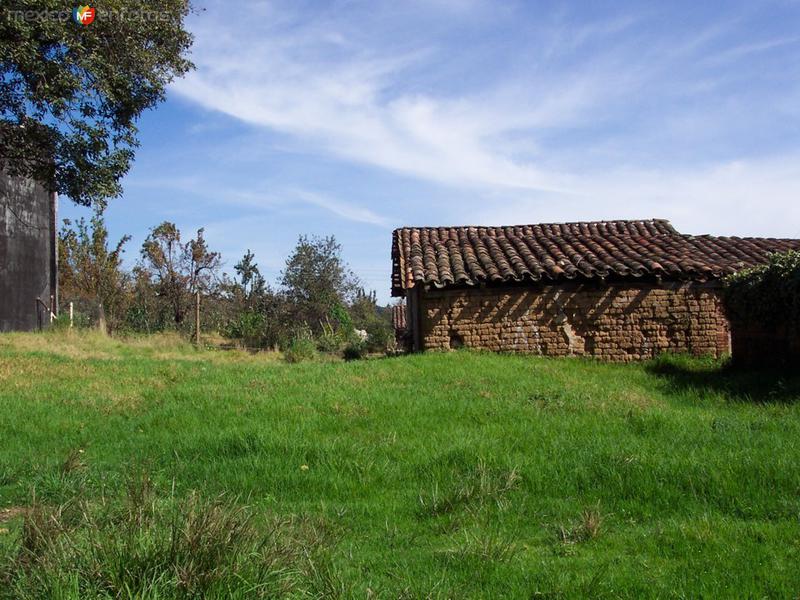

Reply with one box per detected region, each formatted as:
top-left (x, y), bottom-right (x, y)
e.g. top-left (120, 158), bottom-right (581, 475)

top-left (195, 291), bottom-right (201, 346)
top-left (97, 303), bottom-right (107, 335)
top-left (69, 302), bottom-right (73, 328)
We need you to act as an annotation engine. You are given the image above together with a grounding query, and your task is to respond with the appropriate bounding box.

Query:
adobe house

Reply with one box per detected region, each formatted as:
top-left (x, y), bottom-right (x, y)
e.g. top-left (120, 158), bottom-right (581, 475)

top-left (391, 219), bottom-right (800, 361)
top-left (0, 169), bottom-right (58, 331)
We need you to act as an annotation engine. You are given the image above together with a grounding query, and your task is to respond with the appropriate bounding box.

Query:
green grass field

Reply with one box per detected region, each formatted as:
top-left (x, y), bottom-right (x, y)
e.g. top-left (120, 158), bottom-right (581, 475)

top-left (1, 331), bottom-right (799, 598)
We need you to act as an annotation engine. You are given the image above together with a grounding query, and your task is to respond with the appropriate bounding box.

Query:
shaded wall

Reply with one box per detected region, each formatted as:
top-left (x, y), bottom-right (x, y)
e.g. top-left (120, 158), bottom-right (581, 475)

top-left (730, 323), bottom-right (800, 368)
top-left (417, 282), bottom-right (730, 362)
top-left (0, 171), bottom-right (56, 332)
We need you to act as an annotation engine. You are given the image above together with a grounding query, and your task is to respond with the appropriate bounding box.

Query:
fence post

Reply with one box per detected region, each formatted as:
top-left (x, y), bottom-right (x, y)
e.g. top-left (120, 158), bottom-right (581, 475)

top-left (195, 291), bottom-right (201, 346)
top-left (97, 303), bottom-right (107, 335)
top-left (69, 302), bottom-right (73, 328)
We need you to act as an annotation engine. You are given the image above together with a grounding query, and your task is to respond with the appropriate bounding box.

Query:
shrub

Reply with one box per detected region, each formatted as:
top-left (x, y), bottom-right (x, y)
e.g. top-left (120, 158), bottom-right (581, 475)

top-left (315, 318), bottom-right (348, 354)
top-left (342, 342), bottom-right (365, 361)
top-left (284, 331), bottom-right (317, 363)
top-left (46, 314), bottom-right (75, 332)
top-left (362, 319), bottom-right (392, 352)
top-left (317, 329), bottom-right (345, 353)
top-left (225, 309), bottom-right (265, 348)
top-left (330, 302), bottom-right (354, 333)
top-left (724, 250), bottom-right (800, 332)
top-left (342, 337), bottom-right (367, 361)
top-left (348, 290), bottom-right (393, 353)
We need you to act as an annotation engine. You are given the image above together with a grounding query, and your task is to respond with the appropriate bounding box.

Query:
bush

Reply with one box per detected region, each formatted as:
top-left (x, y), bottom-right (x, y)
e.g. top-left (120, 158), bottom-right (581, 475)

top-left (724, 250), bottom-right (800, 332)
top-left (362, 319), bottom-right (392, 352)
top-left (316, 329), bottom-right (345, 353)
top-left (342, 338), bottom-right (367, 361)
top-left (284, 331), bottom-right (317, 363)
top-left (46, 314), bottom-right (76, 332)
top-left (225, 309), bottom-right (265, 348)
top-left (348, 290), bottom-right (393, 353)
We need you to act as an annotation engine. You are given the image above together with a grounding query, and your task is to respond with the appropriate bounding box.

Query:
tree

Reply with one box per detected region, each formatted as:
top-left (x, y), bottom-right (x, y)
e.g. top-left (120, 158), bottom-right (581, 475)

top-left (233, 249), bottom-right (267, 305)
top-left (280, 235), bottom-right (359, 332)
top-left (58, 207), bottom-right (131, 329)
top-left (221, 249), bottom-right (274, 348)
top-left (0, 1), bottom-right (193, 204)
top-left (138, 222), bottom-right (220, 325)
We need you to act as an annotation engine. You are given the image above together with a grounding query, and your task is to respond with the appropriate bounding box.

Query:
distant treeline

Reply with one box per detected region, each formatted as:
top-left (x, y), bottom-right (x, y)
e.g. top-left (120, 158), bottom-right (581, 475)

top-left (58, 208), bottom-right (394, 358)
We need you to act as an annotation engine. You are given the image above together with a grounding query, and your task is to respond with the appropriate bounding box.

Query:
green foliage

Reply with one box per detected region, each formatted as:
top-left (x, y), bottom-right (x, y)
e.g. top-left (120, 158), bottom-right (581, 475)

top-left (281, 235), bottom-right (359, 334)
top-left (0, 0), bottom-right (193, 205)
top-left (137, 222), bottom-right (221, 326)
top-left (349, 289), bottom-right (393, 352)
top-left (724, 250), bottom-right (800, 331)
top-left (58, 208), bottom-right (131, 331)
top-left (316, 324), bottom-right (346, 354)
top-left (1, 337), bottom-right (800, 596)
top-left (284, 330), bottom-right (317, 363)
top-left (220, 250), bottom-right (294, 349)
top-left (232, 249), bottom-right (266, 303)
top-left (1, 478), bottom-right (334, 598)
top-left (330, 301), bottom-right (354, 333)
top-left (56, 220), bottom-right (390, 352)
top-left (224, 309), bottom-right (265, 349)
top-left (342, 337), bottom-right (367, 361)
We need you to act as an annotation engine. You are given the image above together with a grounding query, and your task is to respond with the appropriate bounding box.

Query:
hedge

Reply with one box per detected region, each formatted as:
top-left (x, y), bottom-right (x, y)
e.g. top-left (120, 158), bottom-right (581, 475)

top-left (723, 250), bottom-right (800, 332)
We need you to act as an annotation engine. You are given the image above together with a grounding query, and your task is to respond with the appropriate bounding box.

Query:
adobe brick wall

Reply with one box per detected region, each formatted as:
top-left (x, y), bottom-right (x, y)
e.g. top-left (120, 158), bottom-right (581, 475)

top-left (417, 283), bottom-right (731, 361)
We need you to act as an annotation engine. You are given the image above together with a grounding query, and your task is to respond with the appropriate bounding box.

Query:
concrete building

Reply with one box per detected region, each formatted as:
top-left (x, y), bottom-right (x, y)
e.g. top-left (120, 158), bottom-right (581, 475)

top-left (391, 219), bottom-right (800, 361)
top-left (0, 170), bottom-right (58, 331)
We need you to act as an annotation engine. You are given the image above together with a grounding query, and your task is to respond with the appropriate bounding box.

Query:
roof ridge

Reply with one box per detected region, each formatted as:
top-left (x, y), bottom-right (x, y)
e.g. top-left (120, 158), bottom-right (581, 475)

top-left (393, 218), bottom-right (676, 232)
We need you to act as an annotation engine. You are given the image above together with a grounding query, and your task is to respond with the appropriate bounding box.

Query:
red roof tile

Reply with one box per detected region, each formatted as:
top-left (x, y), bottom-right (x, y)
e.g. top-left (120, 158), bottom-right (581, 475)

top-left (391, 219), bottom-right (800, 296)
top-left (392, 304), bottom-right (407, 332)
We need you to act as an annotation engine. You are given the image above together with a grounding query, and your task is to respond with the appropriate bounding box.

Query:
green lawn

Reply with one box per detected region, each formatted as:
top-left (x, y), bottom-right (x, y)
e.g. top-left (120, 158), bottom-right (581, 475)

top-left (1, 332), bottom-right (799, 598)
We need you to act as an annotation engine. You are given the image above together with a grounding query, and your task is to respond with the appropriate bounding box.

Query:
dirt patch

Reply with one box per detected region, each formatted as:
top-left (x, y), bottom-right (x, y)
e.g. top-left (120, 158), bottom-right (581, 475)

top-left (0, 507), bottom-right (27, 523)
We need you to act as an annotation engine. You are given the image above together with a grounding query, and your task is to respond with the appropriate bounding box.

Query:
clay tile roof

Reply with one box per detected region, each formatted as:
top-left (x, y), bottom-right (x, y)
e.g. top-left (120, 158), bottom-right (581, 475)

top-left (390, 219), bottom-right (800, 296)
top-left (392, 304), bottom-right (407, 332)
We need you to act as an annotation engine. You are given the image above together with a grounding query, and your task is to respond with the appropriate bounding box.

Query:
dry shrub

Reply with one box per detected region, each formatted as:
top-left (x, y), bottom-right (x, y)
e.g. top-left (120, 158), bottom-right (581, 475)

top-left (558, 504), bottom-right (604, 544)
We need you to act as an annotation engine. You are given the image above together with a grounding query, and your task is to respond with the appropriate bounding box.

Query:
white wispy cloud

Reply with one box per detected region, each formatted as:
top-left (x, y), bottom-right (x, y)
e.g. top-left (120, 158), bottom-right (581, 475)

top-left (470, 156), bottom-right (800, 238)
top-left (287, 189), bottom-right (391, 227)
top-left (170, 0), bottom-right (800, 238)
top-left (126, 172), bottom-right (391, 228)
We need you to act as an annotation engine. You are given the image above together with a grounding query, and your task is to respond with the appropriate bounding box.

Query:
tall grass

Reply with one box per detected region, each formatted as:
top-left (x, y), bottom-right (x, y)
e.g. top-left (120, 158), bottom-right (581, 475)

top-left (2, 476), bottom-right (340, 599)
top-left (1, 333), bottom-right (799, 597)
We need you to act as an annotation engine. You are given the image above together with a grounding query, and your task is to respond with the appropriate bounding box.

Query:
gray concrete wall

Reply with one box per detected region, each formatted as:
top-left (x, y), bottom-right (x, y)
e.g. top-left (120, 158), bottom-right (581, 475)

top-left (0, 171), bottom-right (56, 331)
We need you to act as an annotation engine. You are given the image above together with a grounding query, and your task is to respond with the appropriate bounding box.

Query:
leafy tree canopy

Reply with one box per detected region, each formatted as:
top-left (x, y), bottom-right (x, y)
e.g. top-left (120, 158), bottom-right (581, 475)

top-left (0, 0), bottom-right (194, 205)
top-left (138, 222), bottom-right (221, 324)
top-left (234, 249), bottom-right (267, 302)
top-left (281, 235), bottom-right (359, 331)
top-left (59, 207), bottom-right (131, 329)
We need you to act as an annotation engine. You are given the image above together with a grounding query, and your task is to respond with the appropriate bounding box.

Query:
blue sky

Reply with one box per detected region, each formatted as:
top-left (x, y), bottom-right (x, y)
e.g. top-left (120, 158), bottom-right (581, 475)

top-left (62, 0), bottom-right (800, 303)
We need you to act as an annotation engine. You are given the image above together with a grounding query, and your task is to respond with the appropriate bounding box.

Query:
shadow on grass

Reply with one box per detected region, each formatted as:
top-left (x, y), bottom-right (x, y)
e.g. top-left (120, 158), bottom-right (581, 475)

top-left (645, 354), bottom-right (800, 403)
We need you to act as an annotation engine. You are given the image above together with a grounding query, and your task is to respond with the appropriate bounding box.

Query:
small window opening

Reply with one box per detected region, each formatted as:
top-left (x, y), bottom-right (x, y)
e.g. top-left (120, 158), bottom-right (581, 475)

top-left (449, 331), bottom-right (464, 349)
